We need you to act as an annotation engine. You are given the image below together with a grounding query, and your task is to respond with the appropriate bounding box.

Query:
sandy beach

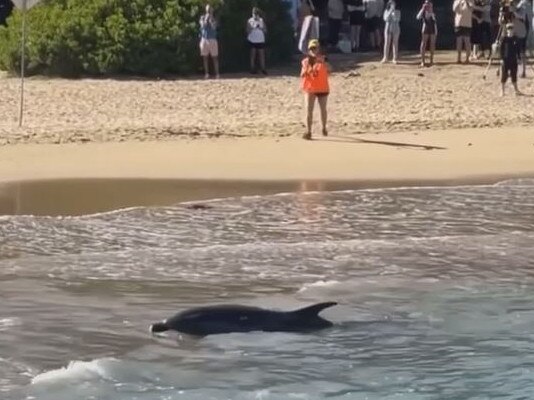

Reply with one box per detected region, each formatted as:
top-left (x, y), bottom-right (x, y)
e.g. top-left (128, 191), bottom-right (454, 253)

top-left (0, 52), bottom-right (533, 145)
top-left (0, 51), bottom-right (533, 214)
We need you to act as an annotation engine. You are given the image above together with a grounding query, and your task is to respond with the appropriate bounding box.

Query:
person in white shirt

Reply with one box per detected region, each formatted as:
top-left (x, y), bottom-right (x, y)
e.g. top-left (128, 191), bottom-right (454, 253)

top-left (453, 0), bottom-right (474, 64)
top-left (247, 7), bottom-right (267, 75)
top-left (381, 0), bottom-right (400, 63)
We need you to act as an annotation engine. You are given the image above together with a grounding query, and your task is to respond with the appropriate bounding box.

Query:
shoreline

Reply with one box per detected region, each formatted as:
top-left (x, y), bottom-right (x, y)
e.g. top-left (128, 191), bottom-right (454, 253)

top-left (1, 127), bottom-right (533, 215)
top-left (1, 176), bottom-right (532, 216)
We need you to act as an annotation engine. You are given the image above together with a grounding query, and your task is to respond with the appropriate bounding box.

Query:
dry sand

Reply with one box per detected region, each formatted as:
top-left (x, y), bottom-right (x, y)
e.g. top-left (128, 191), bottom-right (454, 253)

top-left (0, 51), bottom-right (533, 215)
top-left (0, 52), bottom-right (533, 145)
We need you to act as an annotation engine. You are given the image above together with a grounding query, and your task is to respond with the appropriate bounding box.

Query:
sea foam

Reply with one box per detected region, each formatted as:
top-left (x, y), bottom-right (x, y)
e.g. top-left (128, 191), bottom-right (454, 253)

top-left (31, 358), bottom-right (118, 385)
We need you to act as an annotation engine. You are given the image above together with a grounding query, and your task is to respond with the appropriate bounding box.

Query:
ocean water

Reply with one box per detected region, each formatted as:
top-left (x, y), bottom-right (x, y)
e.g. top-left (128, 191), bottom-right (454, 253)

top-left (1, 179), bottom-right (534, 400)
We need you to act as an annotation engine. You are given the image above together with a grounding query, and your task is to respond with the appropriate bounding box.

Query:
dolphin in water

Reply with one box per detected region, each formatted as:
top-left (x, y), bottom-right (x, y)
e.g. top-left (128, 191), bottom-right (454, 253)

top-left (150, 302), bottom-right (337, 337)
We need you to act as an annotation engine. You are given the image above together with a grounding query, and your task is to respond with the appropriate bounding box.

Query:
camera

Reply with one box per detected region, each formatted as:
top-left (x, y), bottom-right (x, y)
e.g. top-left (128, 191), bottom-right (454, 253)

top-left (499, 0), bottom-right (514, 24)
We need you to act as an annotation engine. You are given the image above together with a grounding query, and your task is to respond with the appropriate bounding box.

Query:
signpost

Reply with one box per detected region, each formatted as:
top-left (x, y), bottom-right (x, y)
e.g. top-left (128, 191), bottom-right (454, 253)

top-left (11, 0), bottom-right (41, 127)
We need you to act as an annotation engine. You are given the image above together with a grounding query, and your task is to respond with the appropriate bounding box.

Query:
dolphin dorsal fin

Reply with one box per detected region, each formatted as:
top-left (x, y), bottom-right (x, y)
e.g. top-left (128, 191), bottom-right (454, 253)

top-left (293, 302), bottom-right (337, 317)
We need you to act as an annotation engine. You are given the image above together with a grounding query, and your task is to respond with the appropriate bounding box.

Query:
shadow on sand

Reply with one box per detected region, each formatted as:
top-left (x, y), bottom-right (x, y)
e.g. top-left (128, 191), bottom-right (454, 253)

top-left (316, 134), bottom-right (448, 151)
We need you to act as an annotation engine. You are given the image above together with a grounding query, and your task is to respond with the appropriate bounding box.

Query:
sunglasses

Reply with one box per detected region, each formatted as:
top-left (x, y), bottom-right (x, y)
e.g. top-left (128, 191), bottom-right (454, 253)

top-left (309, 46), bottom-right (318, 50)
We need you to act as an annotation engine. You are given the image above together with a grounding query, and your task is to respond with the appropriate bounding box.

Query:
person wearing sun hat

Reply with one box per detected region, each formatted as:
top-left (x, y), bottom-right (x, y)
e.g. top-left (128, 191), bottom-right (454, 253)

top-left (300, 39), bottom-right (331, 140)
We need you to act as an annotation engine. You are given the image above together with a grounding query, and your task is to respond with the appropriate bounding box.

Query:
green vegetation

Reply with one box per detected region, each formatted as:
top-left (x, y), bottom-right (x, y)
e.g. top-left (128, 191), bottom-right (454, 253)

top-left (0, 0), bottom-right (293, 77)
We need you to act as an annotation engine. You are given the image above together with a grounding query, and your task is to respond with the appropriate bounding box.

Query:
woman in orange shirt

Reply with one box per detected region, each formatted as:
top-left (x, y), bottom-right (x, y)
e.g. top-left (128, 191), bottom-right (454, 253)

top-left (300, 39), bottom-right (330, 140)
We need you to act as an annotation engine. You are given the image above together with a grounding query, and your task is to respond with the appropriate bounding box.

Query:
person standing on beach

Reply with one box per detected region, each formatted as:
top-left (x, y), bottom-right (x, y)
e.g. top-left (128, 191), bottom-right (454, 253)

top-left (500, 23), bottom-right (522, 96)
top-left (199, 4), bottom-right (220, 79)
top-left (514, 0), bottom-right (528, 78)
top-left (478, 0), bottom-right (492, 59)
top-left (364, 0), bottom-right (384, 51)
top-left (471, 0), bottom-right (484, 60)
top-left (381, 0), bottom-right (401, 64)
top-left (417, 0), bottom-right (437, 67)
top-left (453, 0), bottom-right (474, 64)
top-left (346, 0), bottom-right (365, 52)
top-left (300, 39), bottom-right (330, 140)
top-left (328, 0), bottom-right (344, 51)
top-left (247, 7), bottom-right (268, 75)
top-left (526, 0), bottom-right (533, 55)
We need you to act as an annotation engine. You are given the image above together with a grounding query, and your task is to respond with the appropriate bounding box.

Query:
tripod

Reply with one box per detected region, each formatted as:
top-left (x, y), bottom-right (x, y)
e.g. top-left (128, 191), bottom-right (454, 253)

top-left (483, 17), bottom-right (534, 80)
top-left (482, 23), bottom-right (504, 80)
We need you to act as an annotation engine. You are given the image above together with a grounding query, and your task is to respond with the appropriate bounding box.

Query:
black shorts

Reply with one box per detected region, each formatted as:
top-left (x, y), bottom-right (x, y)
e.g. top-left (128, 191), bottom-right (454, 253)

top-left (248, 41), bottom-right (265, 50)
top-left (471, 21), bottom-right (481, 44)
top-left (365, 16), bottom-right (380, 31)
top-left (455, 26), bottom-right (471, 37)
top-left (349, 10), bottom-right (365, 26)
top-left (423, 21), bottom-right (436, 35)
top-left (309, 92), bottom-right (329, 98)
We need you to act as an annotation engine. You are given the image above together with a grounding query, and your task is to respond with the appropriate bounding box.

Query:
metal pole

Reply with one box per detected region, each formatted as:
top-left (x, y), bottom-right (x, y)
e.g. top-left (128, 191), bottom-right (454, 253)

top-left (18, 0), bottom-right (27, 127)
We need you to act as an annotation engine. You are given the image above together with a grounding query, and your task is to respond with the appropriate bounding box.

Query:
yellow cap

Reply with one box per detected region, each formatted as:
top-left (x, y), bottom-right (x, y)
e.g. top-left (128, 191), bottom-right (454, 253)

top-left (308, 39), bottom-right (319, 49)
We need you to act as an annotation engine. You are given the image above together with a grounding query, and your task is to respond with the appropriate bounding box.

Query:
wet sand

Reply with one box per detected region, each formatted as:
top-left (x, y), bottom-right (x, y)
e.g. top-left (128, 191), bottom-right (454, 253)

top-left (1, 127), bottom-right (533, 215)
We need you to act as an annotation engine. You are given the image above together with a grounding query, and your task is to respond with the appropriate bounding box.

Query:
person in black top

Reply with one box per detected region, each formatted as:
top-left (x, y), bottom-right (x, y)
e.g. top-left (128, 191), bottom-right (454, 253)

top-left (499, 23), bottom-right (522, 96)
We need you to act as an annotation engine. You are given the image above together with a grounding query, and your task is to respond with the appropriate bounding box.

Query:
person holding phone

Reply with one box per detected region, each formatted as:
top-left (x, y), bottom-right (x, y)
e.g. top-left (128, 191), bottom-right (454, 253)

top-left (199, 4), bottom-right (220, 79)
top-left (247, 7), bottom-right (267, 75)
top-left (453, 0), bottom-right (474, 64)
top-left (381, 0), bottom-right (401, 64)
top-left (300, 39), bottom-right (331, 140)
top-left (417, 0), bottom-right (437, 67)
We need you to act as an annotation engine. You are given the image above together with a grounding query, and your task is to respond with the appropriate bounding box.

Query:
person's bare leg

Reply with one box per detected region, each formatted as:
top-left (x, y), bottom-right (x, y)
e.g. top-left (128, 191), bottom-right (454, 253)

top-left (382, 32), bottom-right (391, 62)
top-left (464, 37), bottom-right (471, 63)
top-left (456, 36), bottom-right (462, 63)
top-left (473, 44), bottom-right (480, 59)
top-left (420, 35), bottom-right (428, 66)
top-left (351, 25), bottom-right (357, 50)
top-left (430, 35), bottom-right (436, 65)
top-left (500, 81), bottom-right (505, 96)
top-left (513, 81), bottom-right (521, 94)
top-left (203, 56), bottom-right (210, 78)
top-left (318, 95), bottom-right (328, 135)
top-left (250, 48), bottom-right (256, 72)
top-left (259, 49), bottom-right (266, 73)
top-left (213, 57), bottom-right (220, 79)
top-left (304, 93), bottom-right (315, 139)
top-left (369, 28), bottom-right (376, 49)
top-left (353, 25), bottom-right (362, 51)
top-left (392, 32), bottom-right (399, 63)
top-left (375, 29), bottom-right (382, 49)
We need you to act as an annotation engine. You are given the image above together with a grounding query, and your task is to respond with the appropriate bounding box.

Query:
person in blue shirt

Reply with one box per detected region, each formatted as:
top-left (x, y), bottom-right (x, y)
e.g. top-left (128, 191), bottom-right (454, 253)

top-left (199, 4), bottom-right (220, 79)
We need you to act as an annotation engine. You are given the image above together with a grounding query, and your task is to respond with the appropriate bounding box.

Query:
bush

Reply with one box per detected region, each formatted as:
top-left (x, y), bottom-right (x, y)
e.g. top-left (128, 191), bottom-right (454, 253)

top-left (0, 0), bottom-right (294, 77)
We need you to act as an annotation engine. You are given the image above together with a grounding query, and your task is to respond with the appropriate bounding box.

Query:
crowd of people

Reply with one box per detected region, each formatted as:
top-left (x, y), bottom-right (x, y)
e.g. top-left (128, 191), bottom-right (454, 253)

top-left (199, 0), bottom-right (534, 75)
top-left (199, 4), bottom-right (268, 79)
top-left (197, 1), bottom-right (533, 138)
